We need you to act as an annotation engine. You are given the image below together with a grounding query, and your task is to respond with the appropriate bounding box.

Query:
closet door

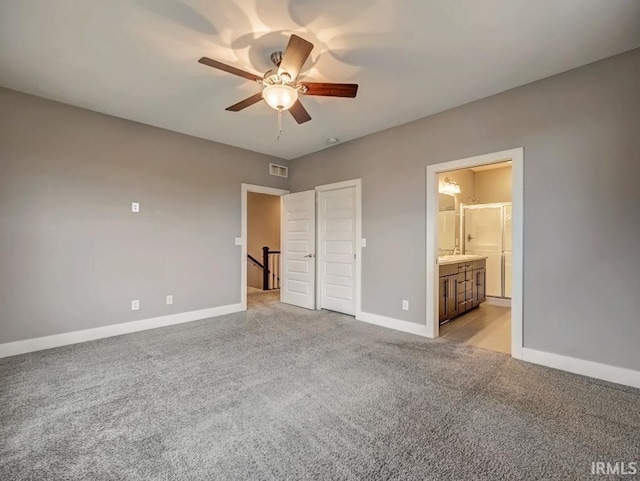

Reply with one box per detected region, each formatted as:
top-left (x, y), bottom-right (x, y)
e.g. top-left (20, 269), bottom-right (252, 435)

top-left (318, 186), bottom-right (356, 315)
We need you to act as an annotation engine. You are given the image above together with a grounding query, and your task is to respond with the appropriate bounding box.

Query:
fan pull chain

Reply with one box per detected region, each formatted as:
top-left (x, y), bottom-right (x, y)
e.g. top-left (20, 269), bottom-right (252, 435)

top-left (277, 109), bottom-right (283, 141)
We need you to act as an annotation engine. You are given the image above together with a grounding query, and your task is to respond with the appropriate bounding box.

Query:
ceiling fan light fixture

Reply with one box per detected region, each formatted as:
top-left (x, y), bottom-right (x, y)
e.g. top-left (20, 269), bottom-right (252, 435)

top-left (262, 84), bottom-right (298, 111)
top-left (199, 34), bottom-right (358, 129)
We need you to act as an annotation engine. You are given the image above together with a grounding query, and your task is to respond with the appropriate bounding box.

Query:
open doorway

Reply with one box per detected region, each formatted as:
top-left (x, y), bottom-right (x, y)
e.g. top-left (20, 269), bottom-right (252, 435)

top-left (247, 192), bottom-right (282, 307)
top-left (240, 184), bottom-right (289, 311)
top-left (437, 163), bottom-right (512, 353)
top-left (426, 148), bottom-right (523, 359)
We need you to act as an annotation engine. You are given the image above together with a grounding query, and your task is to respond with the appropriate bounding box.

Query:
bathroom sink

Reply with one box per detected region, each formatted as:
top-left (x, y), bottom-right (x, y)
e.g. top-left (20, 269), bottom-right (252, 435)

top-left (437, 254), bottom-right (487, 265)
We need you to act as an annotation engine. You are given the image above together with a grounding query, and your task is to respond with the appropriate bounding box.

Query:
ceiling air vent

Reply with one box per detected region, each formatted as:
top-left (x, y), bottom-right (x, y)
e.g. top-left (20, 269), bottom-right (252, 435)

top-left (269, 163), bottom-right (288, 178)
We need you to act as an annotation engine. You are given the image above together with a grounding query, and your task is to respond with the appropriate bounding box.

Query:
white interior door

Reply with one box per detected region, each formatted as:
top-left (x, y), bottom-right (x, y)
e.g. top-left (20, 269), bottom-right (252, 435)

top-left (318, 186), bottom-right (356, 315)
top-left (281, 191), bottom-right (316, 309)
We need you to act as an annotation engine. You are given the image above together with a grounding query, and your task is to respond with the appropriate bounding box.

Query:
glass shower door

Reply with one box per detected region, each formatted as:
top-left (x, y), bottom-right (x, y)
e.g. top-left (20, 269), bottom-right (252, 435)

top-left (503, 205), bottom-right (512, 299)
top-left (464, 205), bottom-right (503, 298)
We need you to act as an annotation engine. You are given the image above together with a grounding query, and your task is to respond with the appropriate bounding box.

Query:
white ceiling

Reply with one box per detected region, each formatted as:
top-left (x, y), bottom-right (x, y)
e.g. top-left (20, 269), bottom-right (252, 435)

top-left (1, 1), bottom-right (639, 160)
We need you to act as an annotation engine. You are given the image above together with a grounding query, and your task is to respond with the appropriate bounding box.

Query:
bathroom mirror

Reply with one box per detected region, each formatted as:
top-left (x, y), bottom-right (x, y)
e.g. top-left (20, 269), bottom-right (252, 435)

top-left (438, 194), bottom-right (456, 253)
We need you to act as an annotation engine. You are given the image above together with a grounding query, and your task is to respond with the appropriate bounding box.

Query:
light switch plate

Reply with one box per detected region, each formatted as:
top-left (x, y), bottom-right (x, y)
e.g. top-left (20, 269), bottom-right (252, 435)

top-left (234, 237), bottom-right (243, 246)
top-left (361, 238), bottom-right (367, 247)
top-left (131, 202), bottom-right (140, 213)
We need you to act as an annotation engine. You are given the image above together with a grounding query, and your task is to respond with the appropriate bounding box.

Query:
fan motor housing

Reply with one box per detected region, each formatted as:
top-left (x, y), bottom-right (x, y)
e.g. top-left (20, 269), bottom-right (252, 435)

top-left (270, 51), bottom-right (283, 67)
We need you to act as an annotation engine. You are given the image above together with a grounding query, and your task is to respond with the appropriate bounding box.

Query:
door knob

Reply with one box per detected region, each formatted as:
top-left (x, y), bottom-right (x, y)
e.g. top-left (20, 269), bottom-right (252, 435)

top-left (304, 253), bottom-right (314, 258)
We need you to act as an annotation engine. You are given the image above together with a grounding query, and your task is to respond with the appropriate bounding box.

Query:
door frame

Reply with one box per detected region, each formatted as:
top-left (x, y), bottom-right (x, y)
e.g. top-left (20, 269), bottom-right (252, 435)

top-left (241, 183), bottom-right (289, 310)
top-left (425, 148), bottom-right (524, 359)
top-left (315, 179), bottom-right (362, 318)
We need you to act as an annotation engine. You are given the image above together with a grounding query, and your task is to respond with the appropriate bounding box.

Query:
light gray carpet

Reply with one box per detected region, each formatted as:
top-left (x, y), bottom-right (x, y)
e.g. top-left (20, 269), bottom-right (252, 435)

top-left (1, 290), bottom-right (639, 480)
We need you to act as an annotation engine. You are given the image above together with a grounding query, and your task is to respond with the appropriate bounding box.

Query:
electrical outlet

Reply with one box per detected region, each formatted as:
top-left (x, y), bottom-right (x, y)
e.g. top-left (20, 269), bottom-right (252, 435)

top-left (402, 300), bottom-right (409, 311)
top-left (131, 202), bottom-right (140, 213)
top-left (166, 295), bottom-right (173, 305)
top-left (131, 299), bottom-right (140, 311)
top-left (234, 237), bottom-right (243, 246)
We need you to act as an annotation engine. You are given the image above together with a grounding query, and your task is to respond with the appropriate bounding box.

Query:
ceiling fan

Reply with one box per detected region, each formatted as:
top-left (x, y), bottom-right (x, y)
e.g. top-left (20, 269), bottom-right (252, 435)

top-left (198, 34), bottom-right (358, 132)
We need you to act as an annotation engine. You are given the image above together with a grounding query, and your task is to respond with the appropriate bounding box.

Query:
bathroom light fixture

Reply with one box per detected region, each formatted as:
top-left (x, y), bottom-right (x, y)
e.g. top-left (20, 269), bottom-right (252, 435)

top-left (439, 178), bottom-right (461, 195)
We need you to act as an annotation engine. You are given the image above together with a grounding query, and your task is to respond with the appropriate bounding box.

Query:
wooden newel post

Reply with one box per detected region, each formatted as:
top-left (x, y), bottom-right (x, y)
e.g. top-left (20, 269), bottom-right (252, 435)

top-left (262, 246), bottom-right (269, 290)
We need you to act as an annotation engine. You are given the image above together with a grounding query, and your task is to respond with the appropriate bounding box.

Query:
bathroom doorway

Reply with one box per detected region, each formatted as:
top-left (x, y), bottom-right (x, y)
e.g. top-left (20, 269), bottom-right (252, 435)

top-left (426, 148), bottom-right (523, 359)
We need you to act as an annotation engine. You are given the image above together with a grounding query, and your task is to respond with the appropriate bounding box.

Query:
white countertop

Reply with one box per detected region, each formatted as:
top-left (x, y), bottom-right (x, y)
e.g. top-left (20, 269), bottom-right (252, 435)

top-left (437, 254), bottom-right (488, 266)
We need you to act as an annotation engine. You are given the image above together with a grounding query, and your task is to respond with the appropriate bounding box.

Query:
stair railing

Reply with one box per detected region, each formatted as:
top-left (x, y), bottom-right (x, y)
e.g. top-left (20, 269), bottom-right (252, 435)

top-left (262, 246), bottom-right (281, 290)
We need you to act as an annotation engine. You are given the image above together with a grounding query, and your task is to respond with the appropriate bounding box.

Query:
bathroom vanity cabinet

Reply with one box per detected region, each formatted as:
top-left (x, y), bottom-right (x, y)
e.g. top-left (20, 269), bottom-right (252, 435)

top-left (438, 256), bottom-right (486, 325)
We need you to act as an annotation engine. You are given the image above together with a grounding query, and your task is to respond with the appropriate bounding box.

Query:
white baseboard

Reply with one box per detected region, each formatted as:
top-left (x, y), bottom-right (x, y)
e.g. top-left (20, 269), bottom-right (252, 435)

top-left (486, 297), bottom-right (512, 307)
top-left (356, 311), bottom-right (429, 337)
top-left (522, 348), bottom-right (640, 389)
top-left (0, 303), bottom-right (244, 359)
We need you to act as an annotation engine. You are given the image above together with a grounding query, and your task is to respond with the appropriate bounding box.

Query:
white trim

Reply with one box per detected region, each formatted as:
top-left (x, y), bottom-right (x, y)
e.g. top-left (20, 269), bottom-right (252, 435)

top-left (314, 179), bottom-right (362, 318)
top-left (0, 303), bottom-right (243, 358)
top-left (357, 311), bottom-right (429, 338)
top-left (241, 184), bottom-right (289, 310)
top-left (426, 148), bottom-right (524, 360)
top-left (315, 179), bottom-right (361, 192)
top-left (510, 148), bottom-right (524, 360)
top-left (486, 297), bottom-right (512, 307)
top-left (522, 348), bottom-right (640, 389)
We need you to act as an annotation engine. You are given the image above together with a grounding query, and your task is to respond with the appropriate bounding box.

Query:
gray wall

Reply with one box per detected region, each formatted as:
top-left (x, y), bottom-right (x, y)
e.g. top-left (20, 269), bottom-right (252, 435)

top-left (0, 88), bottom-right (288, 343)
top-left (290, 48), bottom-right (640, 370)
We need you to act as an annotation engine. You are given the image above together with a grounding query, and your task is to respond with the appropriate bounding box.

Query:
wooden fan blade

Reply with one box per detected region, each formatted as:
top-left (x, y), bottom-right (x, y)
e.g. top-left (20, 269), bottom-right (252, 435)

top-left (278, 35), bottom-right (313, 80)
top-left (198, 57), bottom-right (261, 82)
top-left (302, 82), bottom-right (358, 98)
top-left (288, 100), bottom-right (311, 124)
top-left (225, 92), bottom-right (264, 112)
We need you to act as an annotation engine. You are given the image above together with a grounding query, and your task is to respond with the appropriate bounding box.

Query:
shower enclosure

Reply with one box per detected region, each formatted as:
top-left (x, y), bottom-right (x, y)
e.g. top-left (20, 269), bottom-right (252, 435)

top-left (462, 203), bottom-right (512, 299)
